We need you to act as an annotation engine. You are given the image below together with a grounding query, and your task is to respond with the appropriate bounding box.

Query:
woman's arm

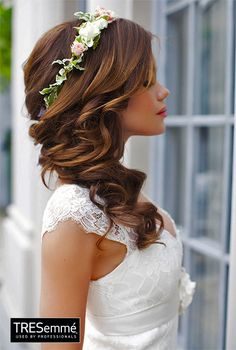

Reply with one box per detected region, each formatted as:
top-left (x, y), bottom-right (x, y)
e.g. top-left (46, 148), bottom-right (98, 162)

top-left (39, 220), bottom-right (97, 350)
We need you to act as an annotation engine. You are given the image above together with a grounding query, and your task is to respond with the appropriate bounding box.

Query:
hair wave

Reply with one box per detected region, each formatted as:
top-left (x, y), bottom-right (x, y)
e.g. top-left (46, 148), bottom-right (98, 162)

top-left (23, 17), bottom-right (166, 250)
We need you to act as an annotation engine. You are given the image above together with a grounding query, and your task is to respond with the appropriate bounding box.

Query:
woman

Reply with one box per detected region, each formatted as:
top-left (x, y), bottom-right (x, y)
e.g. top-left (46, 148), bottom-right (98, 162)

top-left (23, 6), bottom-right (196, 350)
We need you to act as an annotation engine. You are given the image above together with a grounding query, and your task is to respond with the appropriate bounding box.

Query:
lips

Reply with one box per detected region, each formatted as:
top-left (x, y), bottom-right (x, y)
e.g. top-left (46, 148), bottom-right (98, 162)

top-left (157, 106), bottom-right (167, 114)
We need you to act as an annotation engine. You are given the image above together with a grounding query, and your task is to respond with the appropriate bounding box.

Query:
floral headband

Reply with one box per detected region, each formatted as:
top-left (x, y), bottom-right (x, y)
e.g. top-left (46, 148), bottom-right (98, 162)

top-left (38, 6), bottom-right (117, 112)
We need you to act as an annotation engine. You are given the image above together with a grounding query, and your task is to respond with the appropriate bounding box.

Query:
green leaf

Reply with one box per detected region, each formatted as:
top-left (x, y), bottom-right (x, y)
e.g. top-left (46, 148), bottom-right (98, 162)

top-left (74, 12), bottom-right (91, 22)
top-left (44, 88), bottom-right (57, 108)
top-left (86, 39), bottom-right (94, 48)
top-left (93, 34), bottom-right (100, 49)
top-left (62, 58), bottom-right (71, 64)
top-left (49, 82), bottom-right (60, 87)
top-left (0, 2), bottom-right (12, 92)
top-left (74, 11), bottom-right (84, 17)
top-left (58, 68), bottom-right (65, 76)
top-left (53, 58), bottom-right (72, 67)
top-left (75, 36), bottom-right (82, 43)
top-left (56, 74), bottom-right (67, 84)
top-left (52, 59), bottom-right (64, 65)
top-left (77, 66), bottom-right (85, 71)
top-left (39, 87), bottom-right (54, 95)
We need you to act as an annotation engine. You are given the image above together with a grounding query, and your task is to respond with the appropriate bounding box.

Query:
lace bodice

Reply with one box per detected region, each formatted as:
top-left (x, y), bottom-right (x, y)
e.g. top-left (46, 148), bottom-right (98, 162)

top-left (41, 183), bottom-right (196, 349)
top-left (41, 183), bottom-right (138, 255)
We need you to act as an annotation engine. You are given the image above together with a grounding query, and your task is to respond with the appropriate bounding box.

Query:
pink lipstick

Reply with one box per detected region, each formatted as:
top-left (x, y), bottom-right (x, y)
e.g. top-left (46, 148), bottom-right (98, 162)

top-left (156, 107), bottom-right (167, 118)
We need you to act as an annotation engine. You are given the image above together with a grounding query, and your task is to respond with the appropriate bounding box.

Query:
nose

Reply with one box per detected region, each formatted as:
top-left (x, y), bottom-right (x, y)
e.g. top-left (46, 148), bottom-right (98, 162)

top-left (157, 84), bottom-right (170, 100)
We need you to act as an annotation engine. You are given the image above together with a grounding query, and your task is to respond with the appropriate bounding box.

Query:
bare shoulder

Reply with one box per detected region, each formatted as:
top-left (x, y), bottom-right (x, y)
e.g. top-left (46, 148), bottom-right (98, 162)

top-left (40, 220), bottom-right (98, 349)
top-left (41, 219), bottom-right (98, 258)
top-left (41, 219), bottom-right (99, 300)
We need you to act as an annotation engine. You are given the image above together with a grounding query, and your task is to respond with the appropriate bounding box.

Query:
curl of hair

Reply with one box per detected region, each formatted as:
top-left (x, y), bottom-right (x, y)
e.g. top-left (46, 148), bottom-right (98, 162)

top-left (23, 17), bottom-right (166, 250)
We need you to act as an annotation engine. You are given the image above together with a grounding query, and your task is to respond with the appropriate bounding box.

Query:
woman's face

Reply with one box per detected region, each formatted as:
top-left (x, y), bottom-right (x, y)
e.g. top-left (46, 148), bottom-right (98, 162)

top-left (121, 80), bottom-right (170, 142)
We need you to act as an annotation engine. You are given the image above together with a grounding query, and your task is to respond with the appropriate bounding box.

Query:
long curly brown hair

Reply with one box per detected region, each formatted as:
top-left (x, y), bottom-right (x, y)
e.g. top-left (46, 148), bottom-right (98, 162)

top-left (22, 16), bottom-right (166, 250)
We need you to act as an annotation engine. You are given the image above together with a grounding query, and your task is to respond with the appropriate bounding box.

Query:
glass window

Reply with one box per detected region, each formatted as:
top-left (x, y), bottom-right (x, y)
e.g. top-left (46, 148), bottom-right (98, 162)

top-left (192, 126), bottom-right (224, 243)
top-left (163, 127), bottom-right (187, 226)
top-left (166, 8), bottom-right (188, 115)
top-left (226, 126), bottom-right (234, 253)
top-left (167, 0), bottom-right (181, 3)
top-left (156, 0), bottom-right (234, 348)
top-left (193, 0), bottom-right (227, 115)
top-left (188, 251), bottom-right (222, 349)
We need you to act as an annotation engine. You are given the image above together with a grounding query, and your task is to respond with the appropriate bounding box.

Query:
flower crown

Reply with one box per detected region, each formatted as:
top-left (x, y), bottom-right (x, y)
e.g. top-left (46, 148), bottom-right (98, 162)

top-left (39, 6), bottom-right (117, 110)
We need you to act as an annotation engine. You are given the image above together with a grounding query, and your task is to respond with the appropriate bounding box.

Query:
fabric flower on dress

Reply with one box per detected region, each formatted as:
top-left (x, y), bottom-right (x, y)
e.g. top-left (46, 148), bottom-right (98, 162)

top-left (178, 266), bottom-right (196, 315)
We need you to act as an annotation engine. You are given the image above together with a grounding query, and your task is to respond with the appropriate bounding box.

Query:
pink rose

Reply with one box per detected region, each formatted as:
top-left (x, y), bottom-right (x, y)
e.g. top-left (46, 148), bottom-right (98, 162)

top-left (71, 41), bottom-right (86, 56)
top-left (95, 6), bottom-right (115, 23)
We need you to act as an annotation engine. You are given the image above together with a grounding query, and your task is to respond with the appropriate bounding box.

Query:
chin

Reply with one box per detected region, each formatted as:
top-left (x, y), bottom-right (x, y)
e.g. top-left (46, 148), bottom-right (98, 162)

top-left (126, 126), bottom-right (166, 138)
top-left (144, 127), bottom-right (166, 136)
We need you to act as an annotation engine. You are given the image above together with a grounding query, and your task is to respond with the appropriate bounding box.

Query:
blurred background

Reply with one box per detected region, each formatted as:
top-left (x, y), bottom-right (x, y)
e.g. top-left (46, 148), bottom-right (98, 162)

top-left (0, 0), bottom-right (235, 349)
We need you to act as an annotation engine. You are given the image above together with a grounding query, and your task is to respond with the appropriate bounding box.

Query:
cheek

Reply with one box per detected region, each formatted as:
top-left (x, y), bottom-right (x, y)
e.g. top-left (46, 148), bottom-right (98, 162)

top-left (121, 95), bottom-right (154, 132)
top-left (120, 88), bottom-right (161, 136)
top-left (128, 93), bottom-right (154, 115)
top-left (125, 95), bottom-right (155, 130)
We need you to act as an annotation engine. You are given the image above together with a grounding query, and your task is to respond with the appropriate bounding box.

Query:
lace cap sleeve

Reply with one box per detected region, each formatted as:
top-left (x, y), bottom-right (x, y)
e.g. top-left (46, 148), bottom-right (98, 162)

top-left (41, 184), bottom-right (111, 240)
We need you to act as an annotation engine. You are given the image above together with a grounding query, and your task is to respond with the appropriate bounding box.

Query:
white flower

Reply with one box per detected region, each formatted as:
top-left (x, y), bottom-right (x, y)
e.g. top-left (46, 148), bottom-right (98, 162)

top-left (95, 18), bottom-right (108, 30)
top-left (178, 267), bottom-right (196, 315)
top-left (79, 21), bottom-right (101, 43)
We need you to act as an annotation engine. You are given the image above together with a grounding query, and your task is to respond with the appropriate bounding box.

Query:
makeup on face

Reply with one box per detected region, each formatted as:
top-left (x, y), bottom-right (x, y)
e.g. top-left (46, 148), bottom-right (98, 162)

top-left (156, 106), bottom-right (167, 118)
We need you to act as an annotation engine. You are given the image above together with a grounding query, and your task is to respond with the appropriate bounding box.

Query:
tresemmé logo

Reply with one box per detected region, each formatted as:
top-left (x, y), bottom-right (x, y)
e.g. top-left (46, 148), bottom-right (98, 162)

top-left (10, 318), bottom-right (80, 343)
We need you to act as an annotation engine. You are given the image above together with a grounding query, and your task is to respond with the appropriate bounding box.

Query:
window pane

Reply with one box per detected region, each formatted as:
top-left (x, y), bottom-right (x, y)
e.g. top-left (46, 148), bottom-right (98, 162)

top-left (166, 8), bottom-right (188, 115)
top-left (193, 0), bottom-right (227, 115)
top-left (167, 0), bottom-right (181, 4)
top-left (227, 126), bottom-right (234, 253)
top-left (192, 126), bottom-right (224, 243)
top-left (188, 252), bottom-right (222, 349)
top-left (163, 127), bottom-right (187, 226)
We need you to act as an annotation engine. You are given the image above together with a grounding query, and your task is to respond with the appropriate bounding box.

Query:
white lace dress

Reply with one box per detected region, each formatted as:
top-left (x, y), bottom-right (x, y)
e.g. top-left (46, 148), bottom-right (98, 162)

top-left (41, 183), bottom-right (196, 350)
